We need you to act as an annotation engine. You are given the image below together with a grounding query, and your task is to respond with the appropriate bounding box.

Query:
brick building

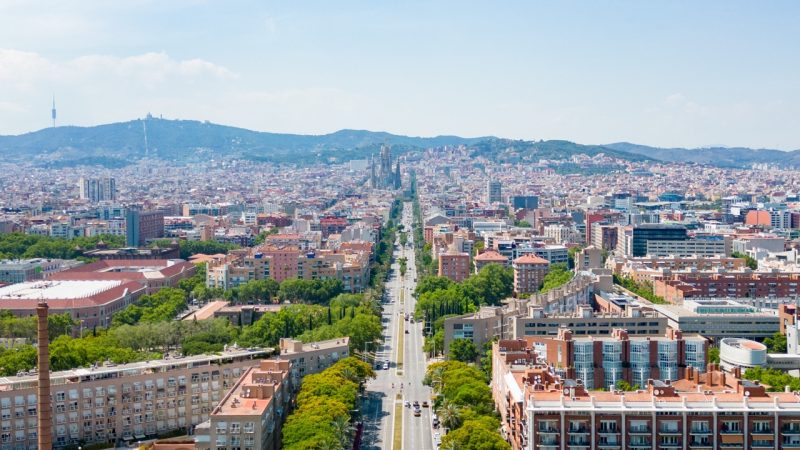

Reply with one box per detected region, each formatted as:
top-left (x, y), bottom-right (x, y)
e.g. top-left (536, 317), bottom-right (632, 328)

top-left (512, 254), bottom-right (549, 295)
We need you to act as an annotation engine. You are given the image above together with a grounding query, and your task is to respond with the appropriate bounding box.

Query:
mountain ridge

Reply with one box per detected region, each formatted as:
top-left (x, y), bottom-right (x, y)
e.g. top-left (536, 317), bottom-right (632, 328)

top-left (0, 118), bottom-right (794, 168)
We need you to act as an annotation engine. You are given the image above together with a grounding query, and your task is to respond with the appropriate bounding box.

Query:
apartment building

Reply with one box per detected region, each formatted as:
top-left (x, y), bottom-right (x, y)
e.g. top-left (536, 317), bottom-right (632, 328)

top-left (653, 269), bottom-right (800, 303)
top-left (518, 327), bottom-right (707, 389)
top-left (507, 364), bottom-right (800, 450)
top-left (438, 251), bottom-right (470, 282)
top-left (197, 359), bottom-right (291, 450)
top-left (474, 250), bottom-right (509, 272)
top-left (512, 254), bottom-right (549, 295)
top-left (275, 337), bottom-right (350, 389)
top-left (206, 245), bottom-right (371, 292)
top-left (608, 254), bottom-right (746, 285)
top-left (0, 348), bottom-right (272, 450)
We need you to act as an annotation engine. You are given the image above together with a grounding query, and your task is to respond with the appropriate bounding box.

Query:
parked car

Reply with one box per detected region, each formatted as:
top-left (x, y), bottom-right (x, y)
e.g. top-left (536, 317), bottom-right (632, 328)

top-left (383, 362), bottom-right (389, 370)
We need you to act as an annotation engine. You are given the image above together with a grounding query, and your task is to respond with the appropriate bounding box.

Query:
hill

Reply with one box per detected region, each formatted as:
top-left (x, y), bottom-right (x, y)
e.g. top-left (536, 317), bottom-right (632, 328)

top-left (606, 142), bottom-right (800, 168)
top-left (0, 118), bottom-right (491, 167)
top-left (2, 117), bottom-right (792, 168)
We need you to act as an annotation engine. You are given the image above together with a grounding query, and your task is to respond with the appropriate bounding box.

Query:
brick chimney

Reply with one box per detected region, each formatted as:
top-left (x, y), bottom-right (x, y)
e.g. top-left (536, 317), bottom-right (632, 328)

top-left (37, 302), bottom-right (52, 450)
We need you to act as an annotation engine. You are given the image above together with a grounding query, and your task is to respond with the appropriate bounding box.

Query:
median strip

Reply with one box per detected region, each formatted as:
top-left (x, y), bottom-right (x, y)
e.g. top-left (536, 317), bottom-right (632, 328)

top-left (396, 317), bottom-right (404, 374)
top-left (393, 394), bottom-right (403, 450)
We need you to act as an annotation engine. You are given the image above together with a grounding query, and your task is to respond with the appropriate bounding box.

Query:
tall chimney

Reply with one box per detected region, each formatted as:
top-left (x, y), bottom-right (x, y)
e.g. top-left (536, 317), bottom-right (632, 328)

top-left (37, 302), bottom-right (52, 450)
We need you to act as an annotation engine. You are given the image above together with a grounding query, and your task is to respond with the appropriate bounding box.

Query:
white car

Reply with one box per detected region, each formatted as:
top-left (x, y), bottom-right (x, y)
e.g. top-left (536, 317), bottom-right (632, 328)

top-left (383, 362), bottom-right (390, 370)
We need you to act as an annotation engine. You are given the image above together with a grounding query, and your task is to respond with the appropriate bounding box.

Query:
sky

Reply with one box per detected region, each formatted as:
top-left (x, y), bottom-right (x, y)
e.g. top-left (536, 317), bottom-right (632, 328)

top-left (1, 0), bottom-right (798, 149)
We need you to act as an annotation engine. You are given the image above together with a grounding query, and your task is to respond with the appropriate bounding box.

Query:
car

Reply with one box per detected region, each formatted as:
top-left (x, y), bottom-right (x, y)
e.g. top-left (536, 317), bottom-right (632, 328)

top-left (414, 409), bottom-right (421, 417)
top-left (413, 401), bottom-right (420, 408)
top-left (404, 329), bottom-right (409, 334)
top-left (422, 400), bottom-right (429, 408)
top-left (404, 401), bottom-right (410, 408)
top-left (383, 362), bottom-right (389, 370)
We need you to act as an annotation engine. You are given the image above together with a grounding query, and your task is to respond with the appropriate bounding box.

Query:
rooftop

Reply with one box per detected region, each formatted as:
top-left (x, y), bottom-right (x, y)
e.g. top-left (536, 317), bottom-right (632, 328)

top-left (0, 347), bottom-right (273, 391)
top-left (212, 359), bottom-right (290, 417)
top-left (0, 280), bottom-right (122, 300)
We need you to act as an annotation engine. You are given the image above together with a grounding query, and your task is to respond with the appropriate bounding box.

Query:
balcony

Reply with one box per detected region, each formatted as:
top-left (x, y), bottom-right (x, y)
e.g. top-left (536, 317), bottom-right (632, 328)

top-left (628, 426), bottom-right (650, 434)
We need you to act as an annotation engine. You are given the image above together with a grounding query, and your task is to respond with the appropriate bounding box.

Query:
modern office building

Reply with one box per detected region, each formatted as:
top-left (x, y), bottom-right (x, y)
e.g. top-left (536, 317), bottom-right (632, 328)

top-left (487, 180), bottom-right (503, 204)
top-left (645, 235), bottom-right (731, 257)
top-left (0, 347), bottom-right (272, 449)
top-left (650, 299), bottom-right (780, 340)
top-left (126, 209), bottom-right (165, 247)
top-left (510, 195), bottom-right (539, 210)
top-left (628, 224), bottom-right (688, 257)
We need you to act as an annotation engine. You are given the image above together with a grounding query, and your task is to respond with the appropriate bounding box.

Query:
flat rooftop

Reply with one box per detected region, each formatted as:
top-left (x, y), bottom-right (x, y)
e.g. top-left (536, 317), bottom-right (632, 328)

top-left (0, 347), bottom-right (273, 391)
top-left (0, 280), bottom-right (122, 299)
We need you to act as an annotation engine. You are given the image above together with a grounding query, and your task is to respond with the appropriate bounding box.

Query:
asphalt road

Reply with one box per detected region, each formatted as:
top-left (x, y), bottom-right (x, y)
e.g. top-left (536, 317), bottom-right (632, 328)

top-left (361, 202), bottom-right (436, 450)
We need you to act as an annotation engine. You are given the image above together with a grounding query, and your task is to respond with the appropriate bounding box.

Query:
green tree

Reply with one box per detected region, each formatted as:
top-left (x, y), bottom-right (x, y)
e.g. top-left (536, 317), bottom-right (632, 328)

top-left (708, 347), bottom-right (720, 363)
top-left (732, 251), bottom-right (758, 270)
top-left (764, 332), bottom-right (788, 353)
top-left (440, 419), bottom-right (510, 450)
top-left (449, 338), bottom-right (479, 363)
top-left (540, 263), bottom-right (574, 293)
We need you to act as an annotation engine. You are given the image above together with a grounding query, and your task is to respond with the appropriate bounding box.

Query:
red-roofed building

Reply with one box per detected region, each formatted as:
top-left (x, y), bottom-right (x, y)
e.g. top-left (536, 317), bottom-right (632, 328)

top-left (52, 259), bottom-right (196, 293)
top-left (0, 280), bottom-right (146, 331)
top-left (512, 254), bottom-right (549, 295)
top-left (474, 250), bottom-right (509, 273)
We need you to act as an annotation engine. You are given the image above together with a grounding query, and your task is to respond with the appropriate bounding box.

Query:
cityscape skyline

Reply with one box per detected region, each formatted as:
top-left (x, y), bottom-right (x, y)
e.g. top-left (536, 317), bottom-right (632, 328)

top-left (1, 1), bottom-right (799, 149)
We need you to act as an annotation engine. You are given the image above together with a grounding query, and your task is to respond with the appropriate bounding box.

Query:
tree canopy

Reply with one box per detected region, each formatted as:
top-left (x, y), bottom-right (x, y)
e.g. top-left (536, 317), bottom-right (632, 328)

top-left (449, 338), bottom-right (479, 363)
top-left (282, 357), bottom-right (374, 450)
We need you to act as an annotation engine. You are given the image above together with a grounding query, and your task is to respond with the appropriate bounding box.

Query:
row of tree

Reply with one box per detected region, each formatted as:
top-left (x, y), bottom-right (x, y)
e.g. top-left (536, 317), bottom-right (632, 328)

top-left (613, 274), bottom-right (668, 304)
top-left (150, 239), bottom-right (239, 259)
top-left (539, 262), bottom-right (573, 294)
top-left (281, 357), bottom-right (374, 450)
top-left (424, 361), bottom-right (510, 450)
top-left (414, 264), bottom-right (514, 356)
top-left (112, 288), bottom-right (189, 326)
top-left (0, 233), bottom-right (125, 260)
top-left (0, 310), bottom-right (76, 342)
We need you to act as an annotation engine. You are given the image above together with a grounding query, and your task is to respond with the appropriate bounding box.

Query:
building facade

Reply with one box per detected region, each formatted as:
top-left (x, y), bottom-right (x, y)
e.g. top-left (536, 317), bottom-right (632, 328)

top-left (0, 348), bottom-right (272, 449)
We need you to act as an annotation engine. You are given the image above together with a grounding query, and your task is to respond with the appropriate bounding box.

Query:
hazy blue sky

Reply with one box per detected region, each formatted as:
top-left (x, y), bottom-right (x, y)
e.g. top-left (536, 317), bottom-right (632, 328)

top-left (1, 1), bottom-right (798, 149)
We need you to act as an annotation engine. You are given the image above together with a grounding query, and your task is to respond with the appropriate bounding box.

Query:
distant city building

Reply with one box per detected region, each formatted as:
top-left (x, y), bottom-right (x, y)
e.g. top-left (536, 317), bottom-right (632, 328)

top-left (78, 177), bottom-right (116, 202)
top-left (126, 209), bottom-right (165, 246)
top-left (510, 195), bottom-right (539, 210)
top-left (0, 258), bottom-right (82, 283)
top-left (487, 180), bottom-right (503, 204)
